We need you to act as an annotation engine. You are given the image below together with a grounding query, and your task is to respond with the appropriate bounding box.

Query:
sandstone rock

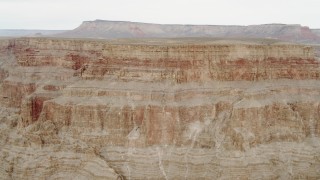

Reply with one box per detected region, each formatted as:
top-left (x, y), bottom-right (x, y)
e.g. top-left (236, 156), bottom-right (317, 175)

top-left (0, 37), bottom-right (319, 179)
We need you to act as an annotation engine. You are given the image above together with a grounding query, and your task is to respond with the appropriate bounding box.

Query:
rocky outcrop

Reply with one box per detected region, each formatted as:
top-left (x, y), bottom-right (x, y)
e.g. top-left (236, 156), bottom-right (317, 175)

top-left (56, 20), bottom-right (320, 44)
top-left (0, 37), bottom-right (319, 179)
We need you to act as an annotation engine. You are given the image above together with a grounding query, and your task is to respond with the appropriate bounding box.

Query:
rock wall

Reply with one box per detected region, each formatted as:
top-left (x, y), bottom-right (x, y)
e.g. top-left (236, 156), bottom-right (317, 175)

top-left (0, 37), bottom-right (319, 179)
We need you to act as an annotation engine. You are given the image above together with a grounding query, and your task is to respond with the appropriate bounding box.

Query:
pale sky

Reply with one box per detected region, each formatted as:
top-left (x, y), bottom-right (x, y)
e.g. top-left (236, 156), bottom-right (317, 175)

top-left (0, 0), bottom-right (319, 30)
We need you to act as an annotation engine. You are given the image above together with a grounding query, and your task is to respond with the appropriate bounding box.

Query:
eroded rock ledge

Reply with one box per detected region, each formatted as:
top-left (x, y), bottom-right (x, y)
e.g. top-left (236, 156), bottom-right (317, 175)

top-left (0, 37), bottom-right (319, 179)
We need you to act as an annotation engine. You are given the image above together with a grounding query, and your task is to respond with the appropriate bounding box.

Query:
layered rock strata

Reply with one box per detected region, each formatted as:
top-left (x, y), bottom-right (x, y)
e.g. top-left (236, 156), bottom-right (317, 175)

top-left (0, 37), bottom-right (319, 179)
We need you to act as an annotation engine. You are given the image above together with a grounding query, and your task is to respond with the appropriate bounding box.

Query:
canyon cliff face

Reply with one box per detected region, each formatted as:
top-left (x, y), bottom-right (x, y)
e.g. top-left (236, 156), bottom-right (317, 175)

top-left (56, 20), bottom-right (320, 44)
top-left (0, 37), bottom-right (319, 179)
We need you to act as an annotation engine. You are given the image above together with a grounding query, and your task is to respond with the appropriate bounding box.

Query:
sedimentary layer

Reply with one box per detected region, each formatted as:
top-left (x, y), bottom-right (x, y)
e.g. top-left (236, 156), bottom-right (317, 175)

top-left (0, 37), bottom-right (319, 179)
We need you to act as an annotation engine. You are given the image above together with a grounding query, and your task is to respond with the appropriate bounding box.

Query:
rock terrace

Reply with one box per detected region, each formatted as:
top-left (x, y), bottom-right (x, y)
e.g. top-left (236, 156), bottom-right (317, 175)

top-left (0, 37), bottom-right (319, 179)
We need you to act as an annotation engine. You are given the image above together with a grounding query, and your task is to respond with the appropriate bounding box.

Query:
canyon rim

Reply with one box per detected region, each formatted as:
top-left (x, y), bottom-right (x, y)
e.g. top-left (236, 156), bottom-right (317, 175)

top-left (0, 21), bottom-right (320, 179)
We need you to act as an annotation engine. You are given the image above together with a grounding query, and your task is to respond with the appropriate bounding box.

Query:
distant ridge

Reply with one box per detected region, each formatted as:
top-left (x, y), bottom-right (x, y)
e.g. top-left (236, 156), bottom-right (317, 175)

top-left (312, 29), bottom-right (320, 37)
top-left (56, 20), bottom-right (320, 43)
top-left (0, 29), bottom-right (66, 37)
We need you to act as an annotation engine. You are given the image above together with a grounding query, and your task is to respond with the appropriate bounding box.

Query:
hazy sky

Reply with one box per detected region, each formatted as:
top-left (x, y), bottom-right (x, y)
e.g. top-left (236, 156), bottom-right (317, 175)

top-left (0, 0), bottom-right (319, 30)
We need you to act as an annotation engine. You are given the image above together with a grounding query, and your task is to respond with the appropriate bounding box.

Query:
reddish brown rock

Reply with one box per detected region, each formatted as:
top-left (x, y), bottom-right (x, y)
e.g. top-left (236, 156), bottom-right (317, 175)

top-left (0, 37), bottom-right (319, 179)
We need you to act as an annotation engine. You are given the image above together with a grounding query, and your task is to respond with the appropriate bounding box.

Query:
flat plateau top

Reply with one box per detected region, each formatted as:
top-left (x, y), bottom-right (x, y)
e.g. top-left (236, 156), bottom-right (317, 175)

top-left (109, 37), bottom-right (290, 45)
top-left (0, 36), bottom-right (300, 46)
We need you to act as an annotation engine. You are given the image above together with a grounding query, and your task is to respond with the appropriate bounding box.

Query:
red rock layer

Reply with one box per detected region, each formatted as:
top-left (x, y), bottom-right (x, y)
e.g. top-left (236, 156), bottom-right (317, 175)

top-left (0, 37), bottom-right (319, 179)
